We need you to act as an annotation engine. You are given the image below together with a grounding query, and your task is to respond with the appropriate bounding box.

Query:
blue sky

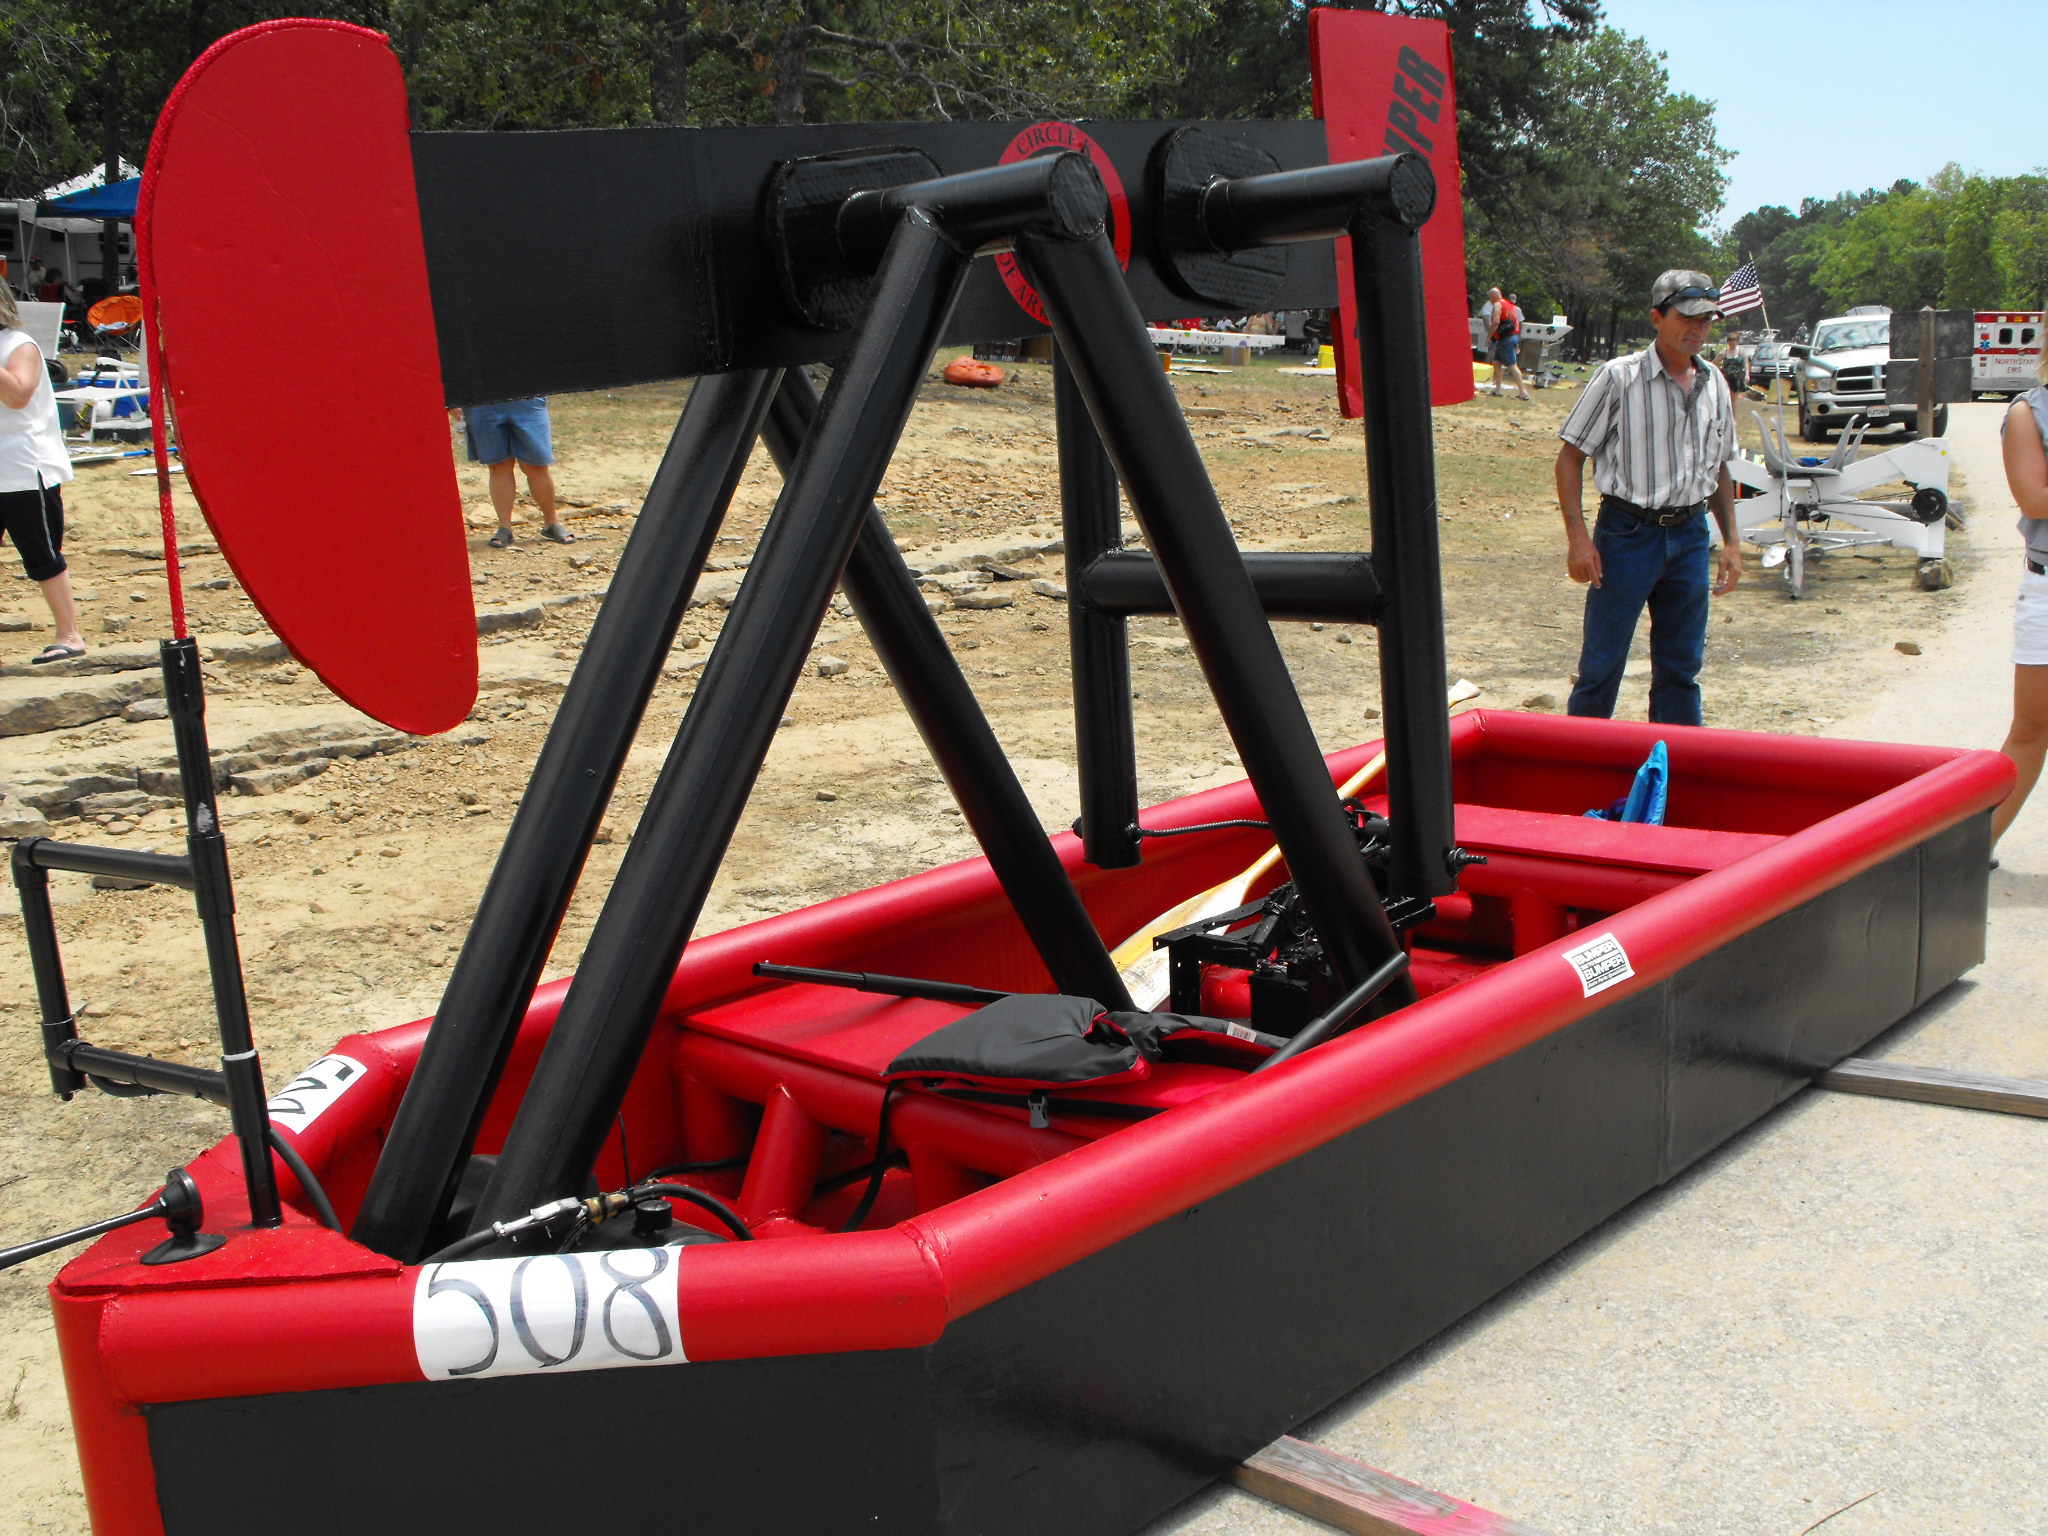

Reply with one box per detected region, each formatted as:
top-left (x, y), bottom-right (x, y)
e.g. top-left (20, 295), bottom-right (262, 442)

top-left (1593, 0), bottom-right (2042, 226)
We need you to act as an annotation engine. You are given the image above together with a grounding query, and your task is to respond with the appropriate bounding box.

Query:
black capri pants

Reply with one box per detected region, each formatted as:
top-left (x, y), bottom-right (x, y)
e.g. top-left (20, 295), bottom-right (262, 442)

top-left (0, 481), bottom-right (66, 582)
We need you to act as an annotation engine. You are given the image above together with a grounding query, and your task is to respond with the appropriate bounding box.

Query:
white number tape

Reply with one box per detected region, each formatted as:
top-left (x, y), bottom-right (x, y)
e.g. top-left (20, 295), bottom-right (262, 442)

top-left (265, 1053), bottom-right (368, 1133)
top-left (414, 1250), bottom-right (688, 1381)
top-left (1561, 932), bottom-right (1635, 998)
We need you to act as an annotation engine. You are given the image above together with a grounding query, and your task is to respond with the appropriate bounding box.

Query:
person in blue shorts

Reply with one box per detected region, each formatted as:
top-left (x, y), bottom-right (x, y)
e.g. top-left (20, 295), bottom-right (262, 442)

top-left (453, 396), bottom-right (572, 548)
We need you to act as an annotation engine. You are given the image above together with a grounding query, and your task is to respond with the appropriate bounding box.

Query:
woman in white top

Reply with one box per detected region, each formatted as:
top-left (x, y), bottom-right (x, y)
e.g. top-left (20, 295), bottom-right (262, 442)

top-left (1997, 348), bottom-right (2048, 851)
top-left (0, 283), bottom-right (83, 662)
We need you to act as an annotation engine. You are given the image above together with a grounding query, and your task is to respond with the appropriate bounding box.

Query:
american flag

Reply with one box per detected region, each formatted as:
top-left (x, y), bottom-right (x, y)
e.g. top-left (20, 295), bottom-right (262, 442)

top-left (1719, 261), bottom-right (1764, 316)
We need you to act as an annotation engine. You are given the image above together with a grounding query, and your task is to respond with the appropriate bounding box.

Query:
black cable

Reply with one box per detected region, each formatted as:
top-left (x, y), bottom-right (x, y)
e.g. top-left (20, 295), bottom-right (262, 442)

top-left (633, 1182), bottom-right (753, 1242)
top-left (265, 1127), bottom-right (340, 1231)
top-left (640, 1156), bottom-right (748, 1181)
top-left (815, 1151), bottom-right (909, 1195)
top-left (421, 1226), bottom-right (500, 1264)
top-left (614, 1111), bottom-right (634, 1186)
top-left (839, 1081), bottom-right (901, 1233)
top-left (1129, 817), bottom-right (1270, 839)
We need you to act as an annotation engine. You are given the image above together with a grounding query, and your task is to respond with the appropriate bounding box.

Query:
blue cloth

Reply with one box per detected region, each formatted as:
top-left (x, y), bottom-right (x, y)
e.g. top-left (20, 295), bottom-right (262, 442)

top-left (1491, 334), bottom-right (1520, 366)
top-left (1567, 506), bottom-right (1710, 725)
top-left (1585, 740), bottom-right (1669, 824)
top-left (464, 397), bottom-right (553, 466)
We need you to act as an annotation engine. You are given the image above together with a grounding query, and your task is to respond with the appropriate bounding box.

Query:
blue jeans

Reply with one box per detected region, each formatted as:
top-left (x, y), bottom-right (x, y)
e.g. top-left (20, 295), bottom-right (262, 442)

top-left (1567, 506), bottom-right (1710, 726)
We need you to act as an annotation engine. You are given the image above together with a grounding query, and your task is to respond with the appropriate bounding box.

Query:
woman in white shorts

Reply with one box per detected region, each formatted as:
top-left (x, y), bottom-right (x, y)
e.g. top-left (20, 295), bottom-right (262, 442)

top-left (1996, 359), bottom-right (2048, 848)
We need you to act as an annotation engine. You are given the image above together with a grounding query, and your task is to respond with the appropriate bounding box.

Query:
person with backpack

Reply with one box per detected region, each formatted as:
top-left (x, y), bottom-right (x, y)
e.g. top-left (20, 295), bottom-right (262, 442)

top-left (1485, 286), bottom-right (1531, 400)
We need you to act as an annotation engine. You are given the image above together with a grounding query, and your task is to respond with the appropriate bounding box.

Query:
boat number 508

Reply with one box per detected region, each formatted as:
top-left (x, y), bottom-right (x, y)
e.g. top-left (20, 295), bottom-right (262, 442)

top-left (412, 1249), bottom-right (689, 1381)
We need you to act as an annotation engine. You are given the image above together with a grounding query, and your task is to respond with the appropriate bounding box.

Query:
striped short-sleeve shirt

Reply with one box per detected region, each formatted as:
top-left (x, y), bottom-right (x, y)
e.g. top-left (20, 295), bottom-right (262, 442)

top-left (1558, 344), bottom-right (1735, 510)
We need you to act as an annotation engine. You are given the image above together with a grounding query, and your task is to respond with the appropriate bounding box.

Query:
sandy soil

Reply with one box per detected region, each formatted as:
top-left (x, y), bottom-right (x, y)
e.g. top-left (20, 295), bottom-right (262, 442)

top-left (0, 351), bottom-right (1982, 1532)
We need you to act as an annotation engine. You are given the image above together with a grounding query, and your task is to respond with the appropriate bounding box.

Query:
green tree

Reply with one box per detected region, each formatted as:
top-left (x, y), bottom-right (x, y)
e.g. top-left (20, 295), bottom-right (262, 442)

top-left (0, 0), bottom-right (101, 194)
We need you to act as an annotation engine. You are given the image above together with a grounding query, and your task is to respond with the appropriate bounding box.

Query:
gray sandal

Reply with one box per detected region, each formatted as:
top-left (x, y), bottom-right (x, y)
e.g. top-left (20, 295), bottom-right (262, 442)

top-left (541, 522), bottom-right (574, 544)
top-left (488, 527), bottom-right (514, 548)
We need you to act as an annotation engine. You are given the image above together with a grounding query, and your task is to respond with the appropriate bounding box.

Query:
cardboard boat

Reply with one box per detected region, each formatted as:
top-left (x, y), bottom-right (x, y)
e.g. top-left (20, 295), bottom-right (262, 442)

top-left (8, 20), bottom-right (2008, 1536)
top-left (50, 713), bottom-right (2000, 1535)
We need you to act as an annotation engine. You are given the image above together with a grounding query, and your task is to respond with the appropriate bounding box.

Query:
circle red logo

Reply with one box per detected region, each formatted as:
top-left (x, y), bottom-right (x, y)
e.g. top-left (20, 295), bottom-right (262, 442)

top-left (992, 122), bottom-right (1131, 327)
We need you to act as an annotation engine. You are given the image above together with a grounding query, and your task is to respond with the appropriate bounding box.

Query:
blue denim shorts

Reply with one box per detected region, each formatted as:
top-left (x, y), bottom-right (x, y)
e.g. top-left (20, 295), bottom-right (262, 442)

top-left (1492, 335), bottom-right (1519, 366)
top-left (464, 398), bottom-right (553, 466)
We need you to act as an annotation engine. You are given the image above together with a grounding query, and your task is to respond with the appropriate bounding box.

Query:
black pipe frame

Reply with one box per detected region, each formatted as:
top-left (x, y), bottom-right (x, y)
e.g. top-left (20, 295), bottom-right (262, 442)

top-left (760, 369), bottom-right (1131, 1009)
top-left (1056, 343), bottom-right (1142, 871)
top-left (351, 369), bottom-right (784, 1263)
top-left (1015, 225), bottom-right (1414, 1005)
top-left (472, 212), bottom-right (984, 1230)
top-left (1078, 549), bottom-right (1384, 624)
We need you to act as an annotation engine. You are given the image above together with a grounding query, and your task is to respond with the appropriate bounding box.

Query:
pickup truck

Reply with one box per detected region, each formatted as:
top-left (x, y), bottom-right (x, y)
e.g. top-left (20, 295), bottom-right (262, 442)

top-left (1793, 309), bottom-right (1947, 441)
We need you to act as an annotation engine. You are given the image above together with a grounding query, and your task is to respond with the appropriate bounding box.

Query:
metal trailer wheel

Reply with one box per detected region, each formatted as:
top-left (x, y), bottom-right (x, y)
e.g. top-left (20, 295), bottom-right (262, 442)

top-left (1917, 557), bottom-right (1953, 591)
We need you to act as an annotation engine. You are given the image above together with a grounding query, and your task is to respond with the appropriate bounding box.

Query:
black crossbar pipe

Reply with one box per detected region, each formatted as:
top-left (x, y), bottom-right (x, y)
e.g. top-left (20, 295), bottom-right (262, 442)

top-left (351, 369), bottom-right (784, 1262)
top-left (472, 213), bottom-right (977, 1231)
top-left (161, 638), bottom-right (280, 1228)
top-left (753, 962), bottom-right (1007, 1008)
top-left (1346, 208), bottom-right (1457, 899)
top-left (1015, 225), bottom-right (1414, 1007)
top-left (57, 1040), bottom-right (229, 1103)
top-left (1250, 951), bottom-right (1411, 1072)
top-left (761, 370), bottom-right (1132, 1008)
top-left (1199, 152), bottom-right (1436, 250)
top-left (1056, 342), bottom-right (1142, 870)
top-left (1079, 549), bottom-right (1385, 623)
top-left (838, 152), bottom-right (1109, 265)
top-left (13, 838), bottom-right (195, 890)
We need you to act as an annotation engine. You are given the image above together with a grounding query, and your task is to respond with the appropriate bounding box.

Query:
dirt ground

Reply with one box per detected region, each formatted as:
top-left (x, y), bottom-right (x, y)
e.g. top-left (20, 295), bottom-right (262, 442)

top-left (0, 348), bottom-right (1981, 1532)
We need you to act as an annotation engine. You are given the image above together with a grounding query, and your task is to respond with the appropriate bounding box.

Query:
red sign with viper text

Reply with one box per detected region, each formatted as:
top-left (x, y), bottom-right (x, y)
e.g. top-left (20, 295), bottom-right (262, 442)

top-left (1310, 9), bottom-right (1471, 412)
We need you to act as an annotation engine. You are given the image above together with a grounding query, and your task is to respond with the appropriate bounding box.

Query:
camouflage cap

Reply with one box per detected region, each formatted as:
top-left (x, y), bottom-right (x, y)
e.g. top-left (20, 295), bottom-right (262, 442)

top-left (1650, 269), bottom-right (1722, 317)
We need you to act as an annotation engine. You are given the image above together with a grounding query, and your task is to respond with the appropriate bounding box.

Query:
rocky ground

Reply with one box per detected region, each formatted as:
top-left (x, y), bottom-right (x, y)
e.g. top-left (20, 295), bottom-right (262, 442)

top-left (0, 349), bottom-right (1980, 1532)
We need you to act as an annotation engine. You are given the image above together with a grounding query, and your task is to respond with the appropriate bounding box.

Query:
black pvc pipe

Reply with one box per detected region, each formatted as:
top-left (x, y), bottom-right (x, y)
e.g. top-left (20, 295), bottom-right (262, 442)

top-left (1198, 153), bottom-right (1436, 249)
top-left (1014, 226), bottom-right (1414, 1006)
top-left (58, 1041), bottom-right (229, 1103)
top-left (753, 962), bottom-right (1008, 1008)
top-left (473, 212), bottom-right (977, 1229)
top-left (162, 638), bottom-right (280, 1228)
top-left (11, 845), bottom-right (84, 1098)
top-left (352, 368), bottom-right (783, 1262)
top-left (761, 369), bottom-right (1131, 1007)
top-left (1055, 342), bottom-right (1142, 870)
top-left (1345, 208), bottom-right (1457, 900)
top-left (1250, 951), bottom-right (1412, 1071)
top-left (1079, 549), bottom-right (1385, 623)
top-left (13, 838), bottom-right (195, 889)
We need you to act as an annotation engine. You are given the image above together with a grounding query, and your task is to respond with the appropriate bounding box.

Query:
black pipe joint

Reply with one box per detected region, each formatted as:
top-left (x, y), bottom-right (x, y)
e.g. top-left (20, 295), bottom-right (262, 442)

top-left (838, 152), bottom-right (1109, 266)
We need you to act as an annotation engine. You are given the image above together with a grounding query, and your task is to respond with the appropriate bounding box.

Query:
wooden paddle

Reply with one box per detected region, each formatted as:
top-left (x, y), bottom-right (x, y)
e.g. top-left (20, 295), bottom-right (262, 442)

top-left (1112, 679), bottom-right (1480, 1008)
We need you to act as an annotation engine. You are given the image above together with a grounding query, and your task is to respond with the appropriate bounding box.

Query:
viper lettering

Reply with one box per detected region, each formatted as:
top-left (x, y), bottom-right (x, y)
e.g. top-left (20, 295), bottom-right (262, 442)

top-left (1384, 45), bottom-right (1445, 159)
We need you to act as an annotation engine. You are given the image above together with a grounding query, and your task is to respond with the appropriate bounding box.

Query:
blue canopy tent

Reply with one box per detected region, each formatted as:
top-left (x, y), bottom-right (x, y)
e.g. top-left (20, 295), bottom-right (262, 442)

top-left (40, 178), bottom-right (139, 219)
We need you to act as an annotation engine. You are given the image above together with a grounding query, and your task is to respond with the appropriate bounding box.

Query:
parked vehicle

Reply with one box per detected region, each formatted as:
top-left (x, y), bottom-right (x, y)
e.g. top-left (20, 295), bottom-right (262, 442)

top-left (1792, 310), bottom-right (1947, 441)
top-left (1973, 311), bottom-right (2043, 398)
top-left (1750, 341), bottom-right (1797, 383)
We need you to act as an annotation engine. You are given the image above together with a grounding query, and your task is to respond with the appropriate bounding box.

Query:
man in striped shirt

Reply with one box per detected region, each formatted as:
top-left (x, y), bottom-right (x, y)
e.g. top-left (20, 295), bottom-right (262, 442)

top-left (1555, 269), bottom-right (1743, 726)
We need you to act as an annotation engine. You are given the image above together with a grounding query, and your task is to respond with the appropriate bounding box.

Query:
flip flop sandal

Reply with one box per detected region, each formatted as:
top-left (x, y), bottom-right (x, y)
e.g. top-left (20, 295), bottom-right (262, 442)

top-left (541, 523), bottom-right (574, 544)
top-left (31, 642), bottom-right (87, 665)
top-left (488, 528), bottom-right (514, 548)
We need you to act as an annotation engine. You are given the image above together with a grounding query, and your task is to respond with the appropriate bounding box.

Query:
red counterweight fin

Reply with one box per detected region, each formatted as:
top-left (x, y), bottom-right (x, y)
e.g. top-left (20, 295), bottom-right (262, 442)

top-left (139, 20), bottom-right (477, 735)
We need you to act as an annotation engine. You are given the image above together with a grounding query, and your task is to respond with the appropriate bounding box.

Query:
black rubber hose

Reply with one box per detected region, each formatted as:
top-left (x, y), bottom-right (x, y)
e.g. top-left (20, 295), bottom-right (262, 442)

top-left (633, 1182), bottom-right (754, 1242)
top-left (838, 1081), bottom-right (901, 1233)
top-left (420, 1226), bottom-right (501, 1265)
top-left (266, 1128), bottom-right (341, 1231)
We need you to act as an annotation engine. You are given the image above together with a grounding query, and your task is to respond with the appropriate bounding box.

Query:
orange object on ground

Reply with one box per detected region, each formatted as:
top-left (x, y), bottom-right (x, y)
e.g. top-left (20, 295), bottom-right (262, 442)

top-left (86, 294), bottom-right (144, 335)
top-left (943, 357), bottom-right (1004, 388)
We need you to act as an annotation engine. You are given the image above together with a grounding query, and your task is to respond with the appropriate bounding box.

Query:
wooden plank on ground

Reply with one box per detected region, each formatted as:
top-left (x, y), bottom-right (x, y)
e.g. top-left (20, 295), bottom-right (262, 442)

top-left (1231, 1436), bottom-right (1555, 1536)
top-left (1818, 1059), bottom-right (2048, 1119)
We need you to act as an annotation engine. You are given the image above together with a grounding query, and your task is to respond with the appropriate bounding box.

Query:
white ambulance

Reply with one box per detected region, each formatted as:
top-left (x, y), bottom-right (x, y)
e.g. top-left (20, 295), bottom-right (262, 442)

top-left (1974, 311), bottom-right (2044, 398)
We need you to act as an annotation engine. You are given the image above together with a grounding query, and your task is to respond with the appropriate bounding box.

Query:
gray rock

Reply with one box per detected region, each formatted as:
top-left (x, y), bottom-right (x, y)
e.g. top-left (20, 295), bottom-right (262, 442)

top-left (0, 613), bottom-right (35, 632)
top-left (1519, 692), bottom-right (1559, 711)
top-left (122, 697), bottom-right (170, 722)
top-left (92, 872), bottom-right (153, 890)
top-left (230, 760), bottom-right (331, 796)
top-left (76, 790), bottom-right (151, 815)
top-left (0, 641), bottom-right (159, 679)
top-left (0, 786), bottom-right (52, 839)
top-left (1030, 579), bottom-right (1068, 600)
top-left (815, 655), bottom-right (852, 678)
top-left (0, 671), bottom-right (163, 736)
top-left (951, 590), bottom-right (1016, 610)
top-left (203, 635), bottom-right (290, 663)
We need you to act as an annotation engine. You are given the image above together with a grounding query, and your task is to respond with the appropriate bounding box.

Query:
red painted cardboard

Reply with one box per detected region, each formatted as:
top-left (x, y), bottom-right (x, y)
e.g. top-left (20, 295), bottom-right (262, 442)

top-left (1310, 9), bottom-right (1473, 413)
top-left (139, 20), bottom-right (476, 734)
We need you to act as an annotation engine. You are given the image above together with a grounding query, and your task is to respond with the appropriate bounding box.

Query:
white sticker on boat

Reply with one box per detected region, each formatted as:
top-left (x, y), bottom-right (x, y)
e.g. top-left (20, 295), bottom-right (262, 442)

top-left (1222, 1022), bottom-right (1260, 1042)
top-left (1561, 932), bottom-right (1634, 998)
top-left (264, 1053), bottom-right (368, 1133)
top-left (414, 1250), bottom-right (687, 1381)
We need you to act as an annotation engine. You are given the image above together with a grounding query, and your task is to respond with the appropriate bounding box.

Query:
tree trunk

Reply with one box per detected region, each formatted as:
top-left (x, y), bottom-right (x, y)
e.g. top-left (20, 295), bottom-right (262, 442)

top-left (651, 1), bottom-right (689, 124)
top-left (99, 22), bottom-right (122, 293)
top-left (772, 0), bottom-right (814, 125)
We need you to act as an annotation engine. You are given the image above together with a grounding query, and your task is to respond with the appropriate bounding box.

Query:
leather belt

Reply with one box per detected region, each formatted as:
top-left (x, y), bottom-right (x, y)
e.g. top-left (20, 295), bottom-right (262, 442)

top-left (2029, 558), bottom-right (2046, 576)
top-left (1601, 494), bottom-right (1703, 528)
